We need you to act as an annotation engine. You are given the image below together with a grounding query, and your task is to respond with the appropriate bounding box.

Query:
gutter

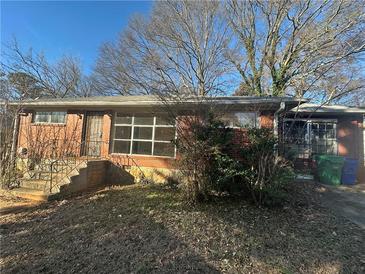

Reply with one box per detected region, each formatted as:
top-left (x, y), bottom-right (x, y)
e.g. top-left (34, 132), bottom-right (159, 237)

top-left (5, 97), bottom-right (304, 108)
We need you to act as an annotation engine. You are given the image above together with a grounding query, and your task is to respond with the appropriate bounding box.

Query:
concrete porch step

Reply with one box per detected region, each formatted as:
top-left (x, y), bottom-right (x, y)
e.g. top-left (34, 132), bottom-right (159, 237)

top-left (10, 187), bottom-right (49, 201)
top-left (20, 176), bottom-right (73, 193)
top-left (19, 179), bottom-right (50, 192)
top-left (24, 169), bottom-right (81, 181)
top-left (12, 160), bottom-right (107, 201)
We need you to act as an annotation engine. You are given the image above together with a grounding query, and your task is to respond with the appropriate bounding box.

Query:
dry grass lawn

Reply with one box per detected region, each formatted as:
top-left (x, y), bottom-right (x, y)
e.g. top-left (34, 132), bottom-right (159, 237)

top-left (0, 182), bottom-right (364, 273)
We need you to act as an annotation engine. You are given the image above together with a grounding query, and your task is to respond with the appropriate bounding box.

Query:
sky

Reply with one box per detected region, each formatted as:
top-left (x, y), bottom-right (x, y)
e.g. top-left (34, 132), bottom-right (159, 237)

top-left (1, 1), bottom-right (153, 75)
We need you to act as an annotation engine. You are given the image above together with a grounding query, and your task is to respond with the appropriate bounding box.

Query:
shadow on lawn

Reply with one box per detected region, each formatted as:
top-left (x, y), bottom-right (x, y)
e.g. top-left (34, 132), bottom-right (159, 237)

top-left (193, 182), bottom-right (365, 273)
top-left (1, 183), bottom-right (364, 273)
top-left (0, 187), bottom-right (220, 274)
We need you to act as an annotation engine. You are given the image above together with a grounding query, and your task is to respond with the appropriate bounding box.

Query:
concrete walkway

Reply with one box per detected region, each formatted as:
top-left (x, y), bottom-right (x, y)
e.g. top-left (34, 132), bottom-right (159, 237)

top-left (319, 183), bottom-right (365, 229)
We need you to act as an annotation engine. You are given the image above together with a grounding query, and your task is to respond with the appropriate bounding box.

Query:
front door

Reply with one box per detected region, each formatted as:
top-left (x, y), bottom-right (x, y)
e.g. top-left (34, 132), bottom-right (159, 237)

top-left (82, 112), bottom-right (104, 157)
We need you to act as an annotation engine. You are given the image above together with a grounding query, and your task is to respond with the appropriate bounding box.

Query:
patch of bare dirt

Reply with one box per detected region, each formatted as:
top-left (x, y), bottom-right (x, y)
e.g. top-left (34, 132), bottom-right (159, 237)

top-left (0, 190), bottom-right (41, 215)
top-left (0, 182), bottom-right (364, 273)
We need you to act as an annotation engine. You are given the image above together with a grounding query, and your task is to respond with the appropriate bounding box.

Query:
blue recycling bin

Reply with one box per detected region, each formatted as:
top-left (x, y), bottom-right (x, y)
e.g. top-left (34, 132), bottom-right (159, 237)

top-left (341, 158), bottom-right (359, 185)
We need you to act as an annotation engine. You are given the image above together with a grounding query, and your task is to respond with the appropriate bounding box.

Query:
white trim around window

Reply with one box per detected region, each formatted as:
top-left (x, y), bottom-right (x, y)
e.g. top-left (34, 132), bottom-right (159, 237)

top-left (32, 111), bottom-right (67, 124)
top-left (111, 113), bottom-right (177, 158)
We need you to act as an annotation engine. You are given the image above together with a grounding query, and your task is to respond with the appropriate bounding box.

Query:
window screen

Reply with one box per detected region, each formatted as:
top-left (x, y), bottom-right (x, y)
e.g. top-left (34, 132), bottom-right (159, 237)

top-left (222, 112), bottom-right (259, 128)
top-left (112, 114), bottom-right (176, 157)
top-left (283, 119), bottom-right (338, 159)
top-left (33, 111), bottom-right (67, 124)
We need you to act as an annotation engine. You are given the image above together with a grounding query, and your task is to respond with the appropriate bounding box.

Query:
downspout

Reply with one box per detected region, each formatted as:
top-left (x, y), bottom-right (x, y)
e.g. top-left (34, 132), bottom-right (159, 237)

top-left (274, 101), bottom-right (285, 156)
top-left (10, 109), bottom-right (20, 162)
top-left (274, 101), bottom-right (285, 137)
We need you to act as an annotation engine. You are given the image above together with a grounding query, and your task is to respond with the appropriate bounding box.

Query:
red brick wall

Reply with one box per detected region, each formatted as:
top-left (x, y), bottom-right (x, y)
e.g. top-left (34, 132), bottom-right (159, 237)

top-left (100, 113), bottom-right (112, 158)
top-left (17, 111), bottom-right (84, 157)
top-left (337, 116), bottom-right (363, 159)
top-left (260, 112), bottom-right (274, 128)
top-left (337, 116), bottom-right (365, 181)
top-left (229, 113), bottom-right (275, 159)
top-left (17, 111), bottom-right (274, 169)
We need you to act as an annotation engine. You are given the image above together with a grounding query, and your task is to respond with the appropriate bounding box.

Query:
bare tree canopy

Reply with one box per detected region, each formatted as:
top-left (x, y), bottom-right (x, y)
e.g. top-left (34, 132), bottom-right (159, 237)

top-left (93, 0), bottom-right (365, 105)
top-left (225, 0), bottom-right (365, 104)
top-left (0, 40), bottom-right (96, 173)
top-left (93, 0), bottom-right (234, 97)
top-left (1, 39), bottom-right (94, 99)
top-left (3, 1), bottom-right (363, 105)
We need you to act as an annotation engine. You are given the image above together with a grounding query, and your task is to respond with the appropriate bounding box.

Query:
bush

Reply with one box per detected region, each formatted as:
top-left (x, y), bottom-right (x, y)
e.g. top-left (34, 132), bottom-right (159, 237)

top-left (239, 128), bottom-right (294, 206)
top-left (175, 112), bottom-right (293, 206)
top-left (0, 161), bottom-right (21, 189)
top-left (205, 127), bottom-right (294, 206)
top-left (175, 111), bottom-right (234, 203)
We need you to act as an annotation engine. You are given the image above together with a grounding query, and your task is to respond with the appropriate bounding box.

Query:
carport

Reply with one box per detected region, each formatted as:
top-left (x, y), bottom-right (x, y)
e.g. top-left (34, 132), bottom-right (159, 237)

top-left (283, 104), bottom-right (365, 182)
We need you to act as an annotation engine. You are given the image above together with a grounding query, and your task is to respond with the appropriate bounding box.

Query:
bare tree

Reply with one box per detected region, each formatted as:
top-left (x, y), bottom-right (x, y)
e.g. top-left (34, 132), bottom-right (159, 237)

top-left (0, 69), bottom-right (22, 178)
top-left (0, 39), bottom-right (93, 186)
top-left (93, 1), bottom-right (239, 201)
top-left (225, 0), bottom-right (365, 103)
top-left (1, 39), bottom-right (92, 99)
top-left (93, 0), bottom-right (234, 97)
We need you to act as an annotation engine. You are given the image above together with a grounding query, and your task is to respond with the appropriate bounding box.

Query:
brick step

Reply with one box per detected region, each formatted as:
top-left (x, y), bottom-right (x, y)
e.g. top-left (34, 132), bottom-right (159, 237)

top-left (10, 187), bottom-right (49, 201)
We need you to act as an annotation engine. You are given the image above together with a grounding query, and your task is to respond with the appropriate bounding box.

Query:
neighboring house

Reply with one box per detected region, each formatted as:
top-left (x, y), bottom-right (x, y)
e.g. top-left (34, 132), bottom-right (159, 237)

top-left (6, 95), bottom-right (365, 199)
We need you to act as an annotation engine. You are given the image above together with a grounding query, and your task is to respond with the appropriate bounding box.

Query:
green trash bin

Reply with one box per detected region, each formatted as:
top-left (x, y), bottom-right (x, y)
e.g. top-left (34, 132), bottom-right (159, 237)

top-left (316, 155), bottom-right (345, 185)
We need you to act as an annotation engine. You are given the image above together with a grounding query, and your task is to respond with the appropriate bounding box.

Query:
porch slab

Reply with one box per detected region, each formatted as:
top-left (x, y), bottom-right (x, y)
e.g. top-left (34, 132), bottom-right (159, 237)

top-left (9, 187), bottom-right (50, 202)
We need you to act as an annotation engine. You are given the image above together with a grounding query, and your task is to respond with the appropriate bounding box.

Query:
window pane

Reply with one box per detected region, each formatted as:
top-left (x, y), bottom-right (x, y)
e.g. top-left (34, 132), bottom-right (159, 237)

top-left (223, 112), bottom-right (258, 127)
top-left (326, 129), bottom-right (335, 139)
top-left (113, 140), bottom-right (131, 154)
top-left (235, 112), bottom-right (257, 127)
top-left (51, 112), bottom-right (66, 123)
top-left (154, 142), bottom-right (175, 157)
top-left (155, 127), bottom-right (175, 141)
top-left (328, 141), bottom-right (337, 154)
top-left (156, 116), bottom-right (175, 126)
top-left (134, 117), bottom-right (154, 125)
top-left (284, 120), bottom-right (307, 143)
top-left (311, 123), bottom-right (318, 130)
top-left (326, 123), bottom-right (334, 129)
top-left (114, 126), bottom-right (132, 139)
top-left (111, 114), bottom-right (177, 157)
top-left (34, 112), bottom-right (50, 123)
top-left (132, 141), bottom-right (152, 155)
top-left (115, 114), bottom-right (132, 124)
top-left (133, 127), bottom-right (153, 140)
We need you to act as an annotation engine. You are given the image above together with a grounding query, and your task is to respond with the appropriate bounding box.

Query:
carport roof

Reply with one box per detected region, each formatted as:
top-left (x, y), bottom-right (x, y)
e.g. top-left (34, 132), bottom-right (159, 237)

top-left (291, 103), bottom-right (365, 114)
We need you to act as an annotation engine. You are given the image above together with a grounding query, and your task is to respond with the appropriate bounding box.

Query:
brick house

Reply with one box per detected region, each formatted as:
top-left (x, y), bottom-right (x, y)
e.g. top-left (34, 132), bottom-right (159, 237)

top-left (8, 95), bottom-right (365, 199)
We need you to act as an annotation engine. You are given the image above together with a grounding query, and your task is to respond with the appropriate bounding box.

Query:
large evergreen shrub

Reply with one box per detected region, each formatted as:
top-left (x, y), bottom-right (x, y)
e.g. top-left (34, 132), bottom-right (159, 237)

top-left (176, 112), bottom-right (293, 206)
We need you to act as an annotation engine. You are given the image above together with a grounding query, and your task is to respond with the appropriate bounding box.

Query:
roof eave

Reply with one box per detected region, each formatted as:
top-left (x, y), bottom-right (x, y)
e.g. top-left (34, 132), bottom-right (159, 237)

top-left (8, 97), bottom-right (305, 108)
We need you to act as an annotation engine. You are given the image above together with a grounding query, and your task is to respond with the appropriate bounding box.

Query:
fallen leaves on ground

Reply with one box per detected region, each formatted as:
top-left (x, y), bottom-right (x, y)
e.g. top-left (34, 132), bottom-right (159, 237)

top-left (0, 182), bottom-right (364, 273)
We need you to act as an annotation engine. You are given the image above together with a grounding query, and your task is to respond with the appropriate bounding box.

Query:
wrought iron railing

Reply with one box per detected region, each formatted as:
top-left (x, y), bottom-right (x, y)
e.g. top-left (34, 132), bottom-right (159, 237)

top-left (12, 138), bottom-right (148, 193)
top-left (16, 138), bottom-right (109, 193)
top-left (50, 139), bottom-right (110, 193)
